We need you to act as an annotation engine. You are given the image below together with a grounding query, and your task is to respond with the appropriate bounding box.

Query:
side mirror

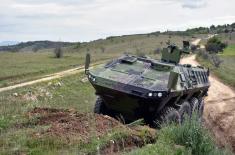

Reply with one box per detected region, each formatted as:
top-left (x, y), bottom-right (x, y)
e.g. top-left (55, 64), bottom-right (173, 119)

top-left (85, 53), bottom-right (90, 74)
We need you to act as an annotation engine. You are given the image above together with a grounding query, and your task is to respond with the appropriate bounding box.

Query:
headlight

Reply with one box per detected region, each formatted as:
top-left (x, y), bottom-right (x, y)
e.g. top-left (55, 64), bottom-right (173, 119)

top-left (92, 77), bottom-right (96, 82)
top-left (148, 92), bottom-right (153, 97)
top-left (158, 92), bottom-right (163, 97)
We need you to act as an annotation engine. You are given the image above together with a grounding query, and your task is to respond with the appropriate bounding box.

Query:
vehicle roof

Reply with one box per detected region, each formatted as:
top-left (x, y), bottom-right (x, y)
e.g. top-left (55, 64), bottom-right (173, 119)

top-left (89, 55), bottom-right (174, 91)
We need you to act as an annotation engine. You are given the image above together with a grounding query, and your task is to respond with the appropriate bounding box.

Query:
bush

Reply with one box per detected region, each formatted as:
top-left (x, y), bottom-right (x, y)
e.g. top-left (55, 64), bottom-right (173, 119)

top-left (100, 46), bottom-right (105, 53)
top-left (54, 47), bottom-right (63, 58)
top-left (210, 54), bottom-right (223, 68)
top-left (198, 50), bottom-right (209, 60)
top-left (128, 114), bottom-right (232, 155)
top-left (153, 48), bottom-right (161, 54)
top-left (191, 45), bottom-right (197, 53)
top-left (197, 50), bottom-right (223, 68)
top-left (205, 37), bottom-right (227, 53)
top-left (158, 115), bottom-right (231, 155)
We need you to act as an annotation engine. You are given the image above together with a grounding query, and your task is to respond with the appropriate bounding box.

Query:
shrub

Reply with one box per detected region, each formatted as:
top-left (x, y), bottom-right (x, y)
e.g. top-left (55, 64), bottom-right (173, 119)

top-left (191, 45), bottom-right (197, 53)
top-left (153, 48), bottom-right (161, 54)
top-left (32, 46), bottom-right (39, 52)
top-left (128, 114), bottom-right (232, 155)
top-left (198, 50), bottom-right (209, 60)
top-left (159, 115), bottom-right (231, 155)
top-left (210, 54), bottom-right (223, 68)
top-left (205, 37), bottom-right (227, 53)
top-left (197, 50), bottom-right (223, 68)
top-left (100, 46), bottom-right (105, 53)
top-left (54, 47), bottom-right (63, 58)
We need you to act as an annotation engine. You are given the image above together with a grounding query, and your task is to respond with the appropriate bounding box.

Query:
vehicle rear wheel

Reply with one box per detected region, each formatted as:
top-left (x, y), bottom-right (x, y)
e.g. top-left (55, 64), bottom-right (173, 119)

top-left (179, 101), bottom-right (191, 123)
top-left (190, 97), bottom-right (199, 116)
top-left (198, 98), bottom-right (205, 121)
top-left (94, 97), bottom-right (107, 114)
top-left (159, 107), bottom-right (181, 125)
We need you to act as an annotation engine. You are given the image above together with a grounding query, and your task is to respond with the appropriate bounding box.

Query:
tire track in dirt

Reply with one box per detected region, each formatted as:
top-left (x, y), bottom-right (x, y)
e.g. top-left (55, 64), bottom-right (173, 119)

top-left (181, 55), bottom-right (235, 151)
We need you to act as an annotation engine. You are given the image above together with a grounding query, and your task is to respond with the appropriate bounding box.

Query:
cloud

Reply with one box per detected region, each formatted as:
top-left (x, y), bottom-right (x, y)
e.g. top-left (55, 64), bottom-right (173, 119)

top-left (0, 0), bottom-right (234, 42)
top-left (182, 0), bottom-right (207, 9)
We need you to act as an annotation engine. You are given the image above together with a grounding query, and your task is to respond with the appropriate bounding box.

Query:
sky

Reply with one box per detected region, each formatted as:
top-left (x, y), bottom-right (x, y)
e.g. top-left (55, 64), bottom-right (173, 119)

top-left (0, 0), bottom-right (235, 42)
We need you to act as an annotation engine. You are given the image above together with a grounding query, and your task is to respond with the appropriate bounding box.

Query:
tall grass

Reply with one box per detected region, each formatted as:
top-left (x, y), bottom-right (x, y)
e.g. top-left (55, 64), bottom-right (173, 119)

top-left (127, 114), bottom-right (232, 155)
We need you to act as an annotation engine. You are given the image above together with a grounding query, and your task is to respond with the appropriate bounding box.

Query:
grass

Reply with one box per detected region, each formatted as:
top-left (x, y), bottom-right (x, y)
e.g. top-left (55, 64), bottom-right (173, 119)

top-left (0, 34), bottom-right (197, 87)
top-left (0, 72), bottom-right (151, 154)
top-left (0, 51), bottom-right (119, 88)
top-left (1, 33), bottom-right (228, 154)
top-left (0, 72), bottom-right (97, 154)
top-left (219, 44), bottom-right (235, 56)
top-left (0, 73), bottom-right (95, 130)
top-left (196, 44), bottom-right (235, 88)
top-left (0, 71), bottom-right (232, 154)
top-left (127, 116), bottom-right (232, 155)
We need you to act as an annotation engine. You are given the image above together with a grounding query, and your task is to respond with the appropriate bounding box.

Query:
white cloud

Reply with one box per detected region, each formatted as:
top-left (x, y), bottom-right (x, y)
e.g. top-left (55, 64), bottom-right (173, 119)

top-left (0, 0), bottom-right (234, 42)
top-left (182, 0), bottom-right (207, 9)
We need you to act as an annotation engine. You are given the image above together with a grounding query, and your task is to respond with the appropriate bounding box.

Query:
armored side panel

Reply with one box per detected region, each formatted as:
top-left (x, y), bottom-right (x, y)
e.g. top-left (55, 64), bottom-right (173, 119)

top-left (86, 42), bottom-right (210, 123)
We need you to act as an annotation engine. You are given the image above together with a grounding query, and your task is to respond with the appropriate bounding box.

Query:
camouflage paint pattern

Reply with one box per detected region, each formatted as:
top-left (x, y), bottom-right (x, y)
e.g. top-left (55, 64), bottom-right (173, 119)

top-left (86, 44), bottom-right (210, 121)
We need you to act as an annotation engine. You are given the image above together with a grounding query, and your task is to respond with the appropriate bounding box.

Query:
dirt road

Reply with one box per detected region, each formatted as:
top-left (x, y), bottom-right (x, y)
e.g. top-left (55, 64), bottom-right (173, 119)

top-left (0, 64), bottom-right (99, 93)
top-left (191, 38), bottom-right (201, 46)
top-left (181, 55), bottom-right (235, 150)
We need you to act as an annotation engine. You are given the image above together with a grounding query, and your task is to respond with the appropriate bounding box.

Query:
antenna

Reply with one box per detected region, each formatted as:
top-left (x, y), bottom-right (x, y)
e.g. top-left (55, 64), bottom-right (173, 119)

top-left (85, 53), bottom-right (90, 74)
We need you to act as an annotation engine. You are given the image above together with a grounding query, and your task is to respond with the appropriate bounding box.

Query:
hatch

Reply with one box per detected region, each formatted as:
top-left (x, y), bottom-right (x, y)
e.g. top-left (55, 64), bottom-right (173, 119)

top-left (120, 56), bottom-right (137, 64)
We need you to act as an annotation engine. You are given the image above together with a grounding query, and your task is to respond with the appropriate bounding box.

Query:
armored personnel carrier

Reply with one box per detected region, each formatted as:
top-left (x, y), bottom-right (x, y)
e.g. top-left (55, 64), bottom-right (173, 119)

top-left (85, 41), bottom-right (210, 126)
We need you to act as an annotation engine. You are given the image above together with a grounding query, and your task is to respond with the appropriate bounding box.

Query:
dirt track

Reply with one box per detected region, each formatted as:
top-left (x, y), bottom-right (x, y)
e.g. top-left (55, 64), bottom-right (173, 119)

top-left (181, 55), bottom-right (235, 151)
top-left (0, 63), bottom-right (100, 93)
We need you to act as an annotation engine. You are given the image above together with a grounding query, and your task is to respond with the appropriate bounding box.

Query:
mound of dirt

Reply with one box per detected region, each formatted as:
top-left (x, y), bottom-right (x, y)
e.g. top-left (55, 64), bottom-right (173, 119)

top-left (27, 107), bottom-right (128, 143)
top-left (25, 107), bottom-right (157, 154)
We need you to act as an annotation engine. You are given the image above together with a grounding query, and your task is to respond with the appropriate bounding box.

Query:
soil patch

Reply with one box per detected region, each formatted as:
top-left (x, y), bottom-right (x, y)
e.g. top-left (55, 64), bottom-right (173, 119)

top-left (25, 107), bottom-right (157, 154)
top-left (27, 107), bottom-right (127, 142)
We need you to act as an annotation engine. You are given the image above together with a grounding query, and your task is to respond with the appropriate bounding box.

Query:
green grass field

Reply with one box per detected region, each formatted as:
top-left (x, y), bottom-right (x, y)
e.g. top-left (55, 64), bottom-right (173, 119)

top-left (0, 72), bottom-right (231, 155)
top-left (197, 44), bottom-right (235, 88)
top-left (219, 44), bottom-right (235, 56)
top-left (0, 33), bottom-right (233, 154)
top-left (0, 34), bottom-right (195, 88)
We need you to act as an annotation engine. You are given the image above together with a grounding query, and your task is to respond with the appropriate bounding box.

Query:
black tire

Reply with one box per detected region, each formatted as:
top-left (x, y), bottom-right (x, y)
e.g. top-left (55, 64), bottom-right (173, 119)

top-left (179, 101), bottom-right (191, 123)
top-left (189, 97), bottom-right (199, 116)
top-left (94, 97), bottom-right (107, 114)
top-left (159, 107), bottom-right (181, 125)
top-left (198, 98), bottom-right (205, 120)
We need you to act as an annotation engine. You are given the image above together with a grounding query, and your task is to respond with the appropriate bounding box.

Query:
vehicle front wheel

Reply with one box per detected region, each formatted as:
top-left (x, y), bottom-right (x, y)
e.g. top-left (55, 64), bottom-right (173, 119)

top-left (155, 107), bottom-right (181, 127)
top-left (179, 101), bottom-right (191, 123)
top-left (94, 97), bottom-right (108, 114)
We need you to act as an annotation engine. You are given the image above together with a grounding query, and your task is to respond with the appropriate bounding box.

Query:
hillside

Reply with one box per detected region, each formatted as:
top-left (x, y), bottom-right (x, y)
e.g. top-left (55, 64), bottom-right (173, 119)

top-left (0, 34), bottom-right (197, 88)
top-left (0, 41), bottom-right (75, 52)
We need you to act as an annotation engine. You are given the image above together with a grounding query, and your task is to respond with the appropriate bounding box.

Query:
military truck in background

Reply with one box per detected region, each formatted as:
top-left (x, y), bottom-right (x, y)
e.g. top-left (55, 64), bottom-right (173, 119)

top-left (85, 41), bottom-right (210, 126)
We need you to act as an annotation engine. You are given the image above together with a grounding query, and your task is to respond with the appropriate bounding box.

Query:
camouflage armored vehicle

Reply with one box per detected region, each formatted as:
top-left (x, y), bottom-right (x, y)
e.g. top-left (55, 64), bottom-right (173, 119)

top-left (85, 41), bottom-right (210, 126)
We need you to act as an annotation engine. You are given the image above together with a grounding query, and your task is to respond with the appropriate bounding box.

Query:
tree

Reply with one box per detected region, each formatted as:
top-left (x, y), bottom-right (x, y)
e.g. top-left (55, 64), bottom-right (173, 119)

top-left (54, 47), bottom-right (63, 58)
top-left (32, 46), bottom-right (39, 52)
